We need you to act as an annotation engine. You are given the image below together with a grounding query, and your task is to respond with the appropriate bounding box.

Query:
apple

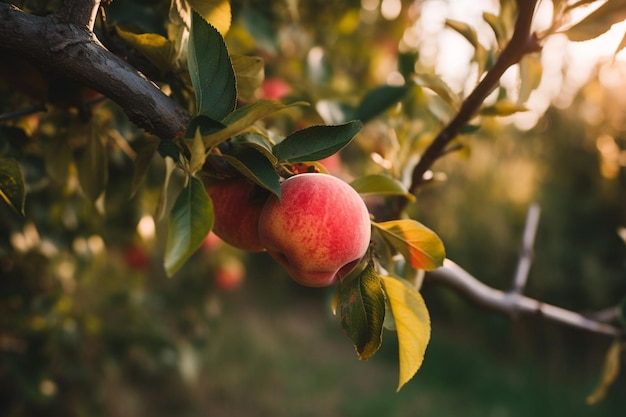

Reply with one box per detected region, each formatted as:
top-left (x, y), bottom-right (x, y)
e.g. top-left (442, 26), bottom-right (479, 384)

top-left (205, 179), bottom-right (268, 252)
top-left (260, 77), bottom-right (291, 101)
top-left (124, 244), bottom-right (150, 271)
top-left (215, 256), bottom-right (245, 291)
top-left (258, 173), bottom-right (371, 287)
top-left (202, 231), bottom-right (224, 251)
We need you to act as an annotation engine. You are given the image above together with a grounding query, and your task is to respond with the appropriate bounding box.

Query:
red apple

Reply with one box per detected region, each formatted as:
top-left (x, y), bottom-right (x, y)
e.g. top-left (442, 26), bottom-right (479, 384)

top-left (202, 231), bottom-right (224, 251)
top-left (124, 244), bottom-right (150, 271)
top-left (215, 256), bottom-right (245, 291)
top-left (258, 173), bottom-right (371, 287)
top-left (260, 77), bottom-right (291, 101)
top-left (206, 179), bottom-right (267, 252)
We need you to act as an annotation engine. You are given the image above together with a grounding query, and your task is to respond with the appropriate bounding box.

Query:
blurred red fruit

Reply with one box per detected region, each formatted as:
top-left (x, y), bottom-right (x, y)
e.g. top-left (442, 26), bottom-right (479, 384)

top-left (260, 77), bottom-right (291, 101)
top-left (124, 245), bottom-right (150, 271)
top-left (215, 257), bottom-right (245, 291)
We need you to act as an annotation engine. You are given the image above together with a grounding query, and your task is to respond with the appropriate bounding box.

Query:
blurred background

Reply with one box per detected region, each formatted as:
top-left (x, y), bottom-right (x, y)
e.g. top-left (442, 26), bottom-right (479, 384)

top-left (1, 0), bottom-right (625, 416)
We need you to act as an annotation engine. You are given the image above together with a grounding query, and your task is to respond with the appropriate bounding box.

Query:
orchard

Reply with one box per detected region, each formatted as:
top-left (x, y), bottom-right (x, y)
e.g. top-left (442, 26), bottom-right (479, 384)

top-left (1, 0), bottom-right (626, 416)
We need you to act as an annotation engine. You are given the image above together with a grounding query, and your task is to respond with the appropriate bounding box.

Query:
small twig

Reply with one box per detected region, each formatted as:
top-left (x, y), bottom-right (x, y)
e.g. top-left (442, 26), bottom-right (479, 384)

top-left (0, 103), bottom-right (47, 122)
top-left (426, 259), bottom-right (623, 337)
top-left (0, 95), bottom-right (107, 123)
top-left (510, 203), bottom-right (541, 294)
top-left (586, 306), bottom-right (623, 324)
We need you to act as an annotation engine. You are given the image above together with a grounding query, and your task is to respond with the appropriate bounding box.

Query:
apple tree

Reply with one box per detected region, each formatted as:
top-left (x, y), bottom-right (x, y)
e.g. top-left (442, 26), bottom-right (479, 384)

top-left (1, 0), bottom-right (626, 414)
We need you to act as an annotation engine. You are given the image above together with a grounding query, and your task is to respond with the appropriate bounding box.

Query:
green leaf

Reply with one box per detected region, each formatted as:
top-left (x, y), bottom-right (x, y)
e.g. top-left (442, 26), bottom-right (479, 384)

top-left (202, 100), bottom-right (307, 149)
top-left (155, 156), bottom-right (178, 221)
top-left (184, 115), bottom-right (226, 138)
top-left (231, 54), bottom-right (265, 102)
top-left (240, 7), bottom-right (278, 53)
top-left (219, 144), bottom-right (281, 197)
top-left (273, 121), bottom-right (362, 163)
top-left (44, 135), bottom-right (72, 184)
top-left (382, 276), bottom-right (431, 391)
top-left (350, 174), bottom-right (415, 202)
top-left (158, 139), bottom-right (181, 162)
top-left (355, 85), bottom-right (411, 124)
top-left (0, 156), bottom-right (25, 215)
top-left (412, 73), bottom-right (459, 109)
top-left (164, 176), bottom-right (214, 276)
top-left (232, 131), bottom-right (277, 164)
top-left (130, 136), bottom-right (159, 198)
top-left (223, 100), bottom-right (305, 126)
top-left (586, 339), bottom-right (623, 404)
top-left (115, 27), bottom-right (175, 74)
top-left (373, 220), bottom-right (445, 271)
top-left (76, 127), bottom-right (108, 202)
top-left (316, 100), bottom-right (356, 125)
top-left (189, 11), bottom-right (236, 120)
top-left (338, 262), bottom-right (386, 360)
top-left (460, 124), bottom-right (481, 135)
top-left (564, 0), bottom-right (626, 42)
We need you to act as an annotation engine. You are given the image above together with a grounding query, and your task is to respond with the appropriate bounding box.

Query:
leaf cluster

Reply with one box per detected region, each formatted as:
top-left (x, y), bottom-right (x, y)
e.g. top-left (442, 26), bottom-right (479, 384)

top-left (3, 0), bottom-right (625, 398)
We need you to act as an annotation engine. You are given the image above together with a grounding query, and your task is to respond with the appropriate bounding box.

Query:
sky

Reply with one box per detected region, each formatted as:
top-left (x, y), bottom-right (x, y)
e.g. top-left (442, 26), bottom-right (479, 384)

top-left (405, 0), bottom-right (626, 129)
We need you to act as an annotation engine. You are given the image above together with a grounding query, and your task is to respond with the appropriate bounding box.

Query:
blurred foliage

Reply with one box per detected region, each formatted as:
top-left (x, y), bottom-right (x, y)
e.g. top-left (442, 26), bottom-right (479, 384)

top-left (1, 0), bottom-right (626, 416)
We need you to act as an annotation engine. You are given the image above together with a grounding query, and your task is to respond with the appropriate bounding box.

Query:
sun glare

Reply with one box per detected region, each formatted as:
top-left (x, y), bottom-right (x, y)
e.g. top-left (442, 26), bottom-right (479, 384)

top-left (413, 0), bottom-right (626, 130)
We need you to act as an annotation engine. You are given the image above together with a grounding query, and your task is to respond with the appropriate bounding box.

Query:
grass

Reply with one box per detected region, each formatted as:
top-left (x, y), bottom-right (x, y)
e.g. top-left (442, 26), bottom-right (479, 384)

top-left (182, 274), bottom-right (626, 417)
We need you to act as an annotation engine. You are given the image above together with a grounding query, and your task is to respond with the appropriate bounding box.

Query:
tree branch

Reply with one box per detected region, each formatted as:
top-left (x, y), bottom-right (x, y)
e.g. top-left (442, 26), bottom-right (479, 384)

top-left (408, 0), bottom-right (541, 196)
top-left (56, 0), bottom-right (100, 30)
top-left (0, 3), bottom-right (191, 140)
top-left (426, 259), bottom-right (624, 337)
top-left (510, 203), bottom-right (541, 294)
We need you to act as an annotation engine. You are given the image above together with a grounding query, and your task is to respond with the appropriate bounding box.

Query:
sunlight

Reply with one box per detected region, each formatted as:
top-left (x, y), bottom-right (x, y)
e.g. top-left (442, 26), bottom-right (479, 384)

top-left (413, 0), bottom-right (626, 130)
top-left (137, 214), bottom-right (156, 241)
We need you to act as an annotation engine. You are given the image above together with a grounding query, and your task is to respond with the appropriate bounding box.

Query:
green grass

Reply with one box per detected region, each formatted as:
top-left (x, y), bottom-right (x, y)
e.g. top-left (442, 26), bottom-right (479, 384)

top-left (185, 279), bottom-right (625, 417)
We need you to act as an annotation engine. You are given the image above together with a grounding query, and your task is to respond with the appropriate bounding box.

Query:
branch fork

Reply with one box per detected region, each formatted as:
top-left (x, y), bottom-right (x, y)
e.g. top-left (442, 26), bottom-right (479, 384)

top-left (0, 0), bottom-right (191, 139)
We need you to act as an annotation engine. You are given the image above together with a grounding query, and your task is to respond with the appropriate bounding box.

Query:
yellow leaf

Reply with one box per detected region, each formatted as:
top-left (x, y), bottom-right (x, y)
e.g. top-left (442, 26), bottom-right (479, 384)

top-left (382, 276), bottom-right (431, 391)
top-left (480, 101), bottom-right (528, 117)
top-left (586, 340), bottom-right (622, 405)
top-left (373, 220), bottom-right (445, 271)
top-left (518, 54), bottom-right (543, 106)
top-left (189, 0), bottom-right (231, 35)
top-left (564, 0), bottom-right (626, 42)
top-left (231, 54), bottom-right (265, 102)
top-left (115, 27), bottom-right (175, 74)
top-left (189, 127), bottom-right (206, 175)
top-left (171, 0), bottom-right (231, 35)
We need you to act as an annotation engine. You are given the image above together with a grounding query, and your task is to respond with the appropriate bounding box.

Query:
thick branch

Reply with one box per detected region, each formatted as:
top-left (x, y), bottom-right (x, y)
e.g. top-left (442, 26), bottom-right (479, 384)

top-left (0, 3), bottom-right (191, 139)
top-left (56, 0), bottom-right (100, 30)
top-left (408, 0), bottom-right (541, 195)
top-left (426, 259), bottom-right (623, 337)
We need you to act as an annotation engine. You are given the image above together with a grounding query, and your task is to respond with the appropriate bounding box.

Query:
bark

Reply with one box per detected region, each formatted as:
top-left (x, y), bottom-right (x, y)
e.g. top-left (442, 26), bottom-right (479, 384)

top-left (0, 3), bottom-right (191, 139)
